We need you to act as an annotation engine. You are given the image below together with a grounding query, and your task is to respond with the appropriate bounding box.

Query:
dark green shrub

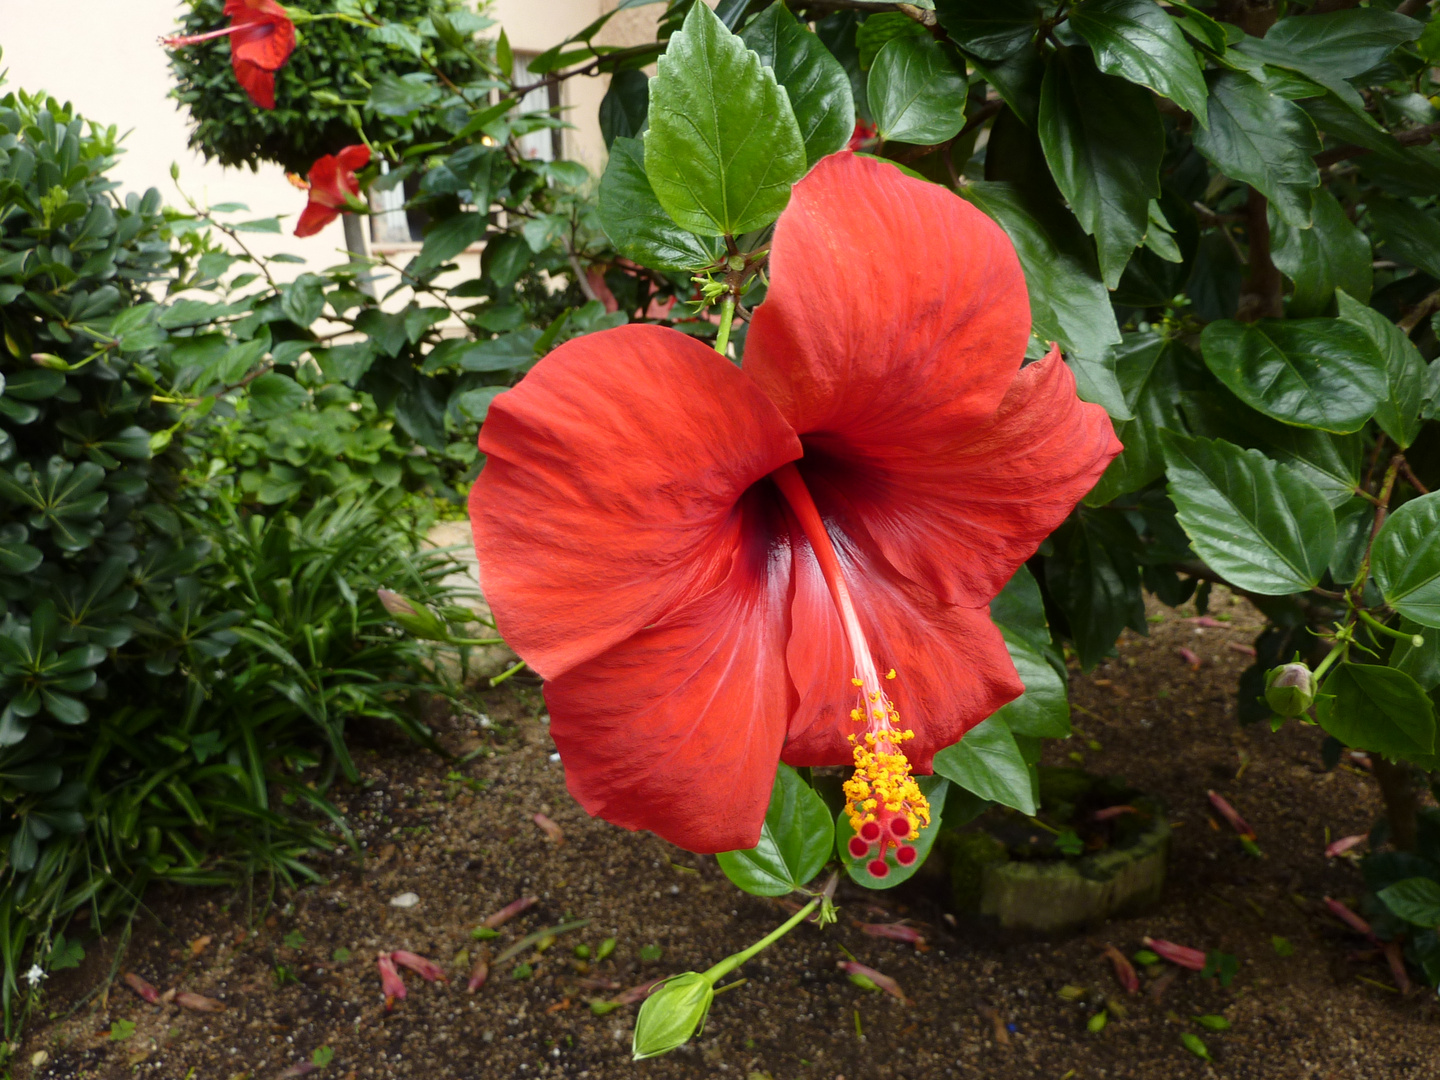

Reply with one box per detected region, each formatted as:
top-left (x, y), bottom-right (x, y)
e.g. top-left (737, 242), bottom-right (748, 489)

top-left (169, 0), bottom-right (494, 173)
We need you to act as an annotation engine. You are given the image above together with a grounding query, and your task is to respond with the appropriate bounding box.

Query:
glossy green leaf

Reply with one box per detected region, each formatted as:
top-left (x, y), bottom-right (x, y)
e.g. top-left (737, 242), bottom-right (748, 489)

top-left (716, 764), bottom-right (833, 896)
top-left (1160, 430), bottom-right (1335, 595)
top-left (933, 0), bottom-right (1043, 62)
top-left (740, 2), bottom-right (855, 166)
top-left (1263, 9), bottom-right (1422, 80)
top-left (1069, 0), bottom-right (1208, 120)
top-left (1198, 318), bottom-right (1386, 434)
top-left (597, 138), bottom-right (725, 272)
top-left (854, 12), bottom-right (927, 70)
top-left (1368, 199), bottom-right (1440, 282)
top-left (247, 373), bottom-right (309, 420)
top-left (415, 212), bottom-right (488, 275)
top-left (1336, 291), bottom-right (1425, 450)
top-left (994, 636), bottom-right (1070, 739)
top-left (1329, 497), bottom-right (1371, 586)
top-left (1039, 47), bottom-right (1163, 288)
top-left (868, 35), bottom-right (967, 145)
top-left (1269, 189), bottom-right (1372, 318)
top-left (643, 2), bottom-right (806, 236)
top-left (990, 563), bottom-right (1051, 654)
top-left (1316, 663), bottom-right (1435, 759)
top-left (1066, 352), bottom-right (1132, 423)
top-left (599, 69), bottom-right (649, 148)
top-left (1379, 877), bottom-right (1440, 928)
top-left (1045, 510), bottom-right (1145, 670)
top-left (280, 274), bottom-right (326, 328)
top-left (933, 717), bottom-right (1035, 814)
top-left (1373, 494), bottom-right (1440, 630)
top-left (367, 73), bottom-right (442, 117)
top-left (1086, 334), bottom-right (1188, 506)
top-left (838, 776), bottom-right (948, 889)
top-left (960, 181), bottom-right (1120, 360)
top-left (1192, 72), bottom-right (1320, 228)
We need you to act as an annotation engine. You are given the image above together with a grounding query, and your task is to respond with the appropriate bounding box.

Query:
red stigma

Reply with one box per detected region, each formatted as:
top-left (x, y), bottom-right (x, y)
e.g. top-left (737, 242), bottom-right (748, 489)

top-left (867, 858), bottom-right (890, 878)
top-left (860, 820), bottom-right (882, 843)
top-left (895, 845), bottom-right (918, 867)
top-left (848, 836), bottom-right (870, 859)
top-left (890, 818), bottom-right (910, 838)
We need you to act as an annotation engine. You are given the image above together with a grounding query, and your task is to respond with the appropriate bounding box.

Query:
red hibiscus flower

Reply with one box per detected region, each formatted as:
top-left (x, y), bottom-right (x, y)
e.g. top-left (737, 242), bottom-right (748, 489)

top-left (293, 146), bottom-right (371, 238)
top-left (162, 0), bottom-right (296, 110)
top-left (469, 153), bottom-right (1120, 856)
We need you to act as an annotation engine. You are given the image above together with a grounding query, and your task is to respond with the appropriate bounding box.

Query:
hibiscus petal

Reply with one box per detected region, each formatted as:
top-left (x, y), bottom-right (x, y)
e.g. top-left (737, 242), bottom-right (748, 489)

top-left (294, 200), bottom-right (339, 238)
top-left (227, 0), bottom-right (296, 71)
top-left (744, 151), bottom-right (1029, 464)
top-left (471, 325), bottom-right (801, 679)
top-left (803, 348), bottom-right (1121, 607)
top-left (306, 156), bottom-right (346, 209)
top-left (231, 59), bottom-right (277, 110)
top-left (544, 491), bottom-right (793, 853)
top-left (779, 510), bottom-right (1022, 771)
top-left (337, 145), bottom-right (372, 176)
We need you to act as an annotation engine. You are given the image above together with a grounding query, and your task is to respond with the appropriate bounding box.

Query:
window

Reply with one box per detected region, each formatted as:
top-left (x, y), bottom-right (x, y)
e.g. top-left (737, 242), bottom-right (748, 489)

top-left (512, 53), bottom-right (563, 163)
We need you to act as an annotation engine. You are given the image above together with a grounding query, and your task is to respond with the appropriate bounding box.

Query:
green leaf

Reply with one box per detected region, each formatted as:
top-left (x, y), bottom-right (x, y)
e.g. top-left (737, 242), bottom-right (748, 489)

top-left (868, 35), bottom-right (967, 145)
top-left (1192, 72), bottom-right (1320, 228)
top-left (1269, 189), bottom-right (1372, 318)
top-left (740, 2), bottom-right (855, 166)
top-left (716, 764), bottom-right (834, 896)
top-left (368, 73), bottom-right (442, 118)
top-left (415, 212), bottom-right (488, 274)
top-left (838, 775), bottom-right (948, 889)
top-left (855, 13), bottom-right (928, 70)
top-left (1373, 493), bottom-right (1440, 630)
top-left (1039, 46), bottom-right (1163, 288)
top-left (1379, 877), bottom-right (1440, 928)
top-left (1316, 663), bottom-right (1436, 759)
top-left (247, 373), bottom-right (309, 420)
top-left (481, 234), bottom-right (534, 289)
top-left (599, 69), bottom-right (649, 148)
top-left (1160, 430), bottom-right (1336, 595)
top-left (1198, 318), bottom-right (1386, 434)
top-left (994, 636), bottom-right (1070, 739)
top-left (932, 717), bottom-right (1036, 814)
top-left (370, 21), bottom-right (423, 58)
top-left (1066, 351), bottom-right (1132, 422)
top-left (643, 1), bottom-right (806, 236)
top-left (1069, 0), bottom-right (1208, 121)
top-left (1046, 509), bottom-right (1145, 670)
top-left (1368, 198), bottom-right (1440, 282)
top-left (0, 524), bottom-right (42, 575)
top-left (990, 563), bottom-right (1051, 654)
top-left (933, 0), bottom-right (1043, 62)
top-left (1336, 291), bottom-right (1424, 450)
top-left (960, 181), bottom-right (1120, 359)
top-left (597, 138), bottom-right (725, 273)
top-left (1086, 334), bottom-right (1188, 505)
top-left (280, 274), bottom-right (326, 328)
top-left (1262, 9), bottom-right (1422, 81)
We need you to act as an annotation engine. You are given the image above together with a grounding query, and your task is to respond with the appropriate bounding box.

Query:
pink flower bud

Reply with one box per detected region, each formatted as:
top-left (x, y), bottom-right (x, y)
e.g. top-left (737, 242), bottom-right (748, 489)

top-left (837, 961), bottom-right (909, 1004)
top-left (1207, 790), bottom-right (1255, 840)
top-left (1325, 834), bottom-right (1366, 858)
top-left (859, 922), bottom-right (928, 949)
top-left (174, 991), bottom-right (226, 1013)
top-left (1103, 945), bottom-right (1139, 995)
top-left (482, 895), bottom-right (538, 929)
top-left (377, 953), bottom-right (407, 1009)
top-left (392, 950), bottom-right (446, 983)
top-left (533, 813), bottom-right (565, 844)
top-left (1323, 897), bottom-right (1374, 939)
top-left (123, 972), bottom-right (161, 1005)
top-left (467, 952), bottom-right (490, 993)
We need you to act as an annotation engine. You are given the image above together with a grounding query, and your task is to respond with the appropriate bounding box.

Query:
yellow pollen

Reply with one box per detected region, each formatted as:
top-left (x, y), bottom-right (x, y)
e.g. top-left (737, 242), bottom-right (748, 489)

top-left (840, 672), bottom-right (930, 841)
top-left (851, 678), bottom-right (864, 687)
top-left (886, 669), bottom-right (896, 680)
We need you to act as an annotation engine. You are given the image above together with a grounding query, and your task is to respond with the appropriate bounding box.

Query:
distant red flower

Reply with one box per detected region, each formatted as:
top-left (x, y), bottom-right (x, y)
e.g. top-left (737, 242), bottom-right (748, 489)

top-left (294, 146), bottom-right (371, 238)
top-left (162, 0), bottom-right (296, 110)
top-left (848, 119), bottom-right (878, 151)
top-left (469, 153), bottom-right (1120, 855)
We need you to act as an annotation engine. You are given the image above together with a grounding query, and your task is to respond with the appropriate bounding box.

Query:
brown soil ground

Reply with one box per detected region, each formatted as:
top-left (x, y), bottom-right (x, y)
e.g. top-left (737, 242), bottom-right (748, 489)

top-left (21, 590), bottom-right (1440, 1080)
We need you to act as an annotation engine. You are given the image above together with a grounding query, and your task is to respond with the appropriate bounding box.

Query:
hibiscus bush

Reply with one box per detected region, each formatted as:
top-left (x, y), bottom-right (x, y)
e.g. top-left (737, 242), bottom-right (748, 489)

top-left (445, 0), bottom-right (1440, 1047)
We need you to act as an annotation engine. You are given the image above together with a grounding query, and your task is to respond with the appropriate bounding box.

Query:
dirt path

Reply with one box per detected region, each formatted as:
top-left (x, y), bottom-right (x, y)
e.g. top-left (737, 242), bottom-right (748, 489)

top-left (23, 591), bottom-right (1440, 1080)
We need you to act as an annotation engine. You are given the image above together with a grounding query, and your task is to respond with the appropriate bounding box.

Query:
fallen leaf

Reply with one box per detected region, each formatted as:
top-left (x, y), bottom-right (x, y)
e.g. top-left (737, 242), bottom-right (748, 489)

top-left (189, 936), bottom-right (212, 957)
top-left (1102, 945), bottom-right (1139, 995)
top-left (278, 1063), bottom-right (317, 1078)
top-left (174, 991), bottom-right (226, 1013)
top-left (545, 997), bottom-right (572, 1013)
top-left (482, 896), bottom-right (538, 929)
top-left (122, 972), bottom-right (161, 1005)
top-left (533, 813), bottom-right (565, 844)
top-left (838, 961), bottom-right (909, 1005)
top-left (977, 1005), bottom-right (1010, 1046)
top-left (611, 977), bottom-right (666, 1005)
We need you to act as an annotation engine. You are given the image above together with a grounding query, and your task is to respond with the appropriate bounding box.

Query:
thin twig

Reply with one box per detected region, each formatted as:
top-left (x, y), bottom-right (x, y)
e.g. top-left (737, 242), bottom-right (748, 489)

top-left (1398, 288), bottom-right (1440, 334)
top-left (1316, 122), bottom-right (1440, 167)
top-left (1399, 459), bottom-right (1430, 496)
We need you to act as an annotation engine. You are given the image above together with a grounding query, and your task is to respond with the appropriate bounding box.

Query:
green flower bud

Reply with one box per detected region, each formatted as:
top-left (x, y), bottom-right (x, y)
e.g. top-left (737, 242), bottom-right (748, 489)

top-left (377, 589), bottom-right (448, 641)
top-left (631, 972), bottom-right (714, 1061)
top-left (1265, 662), bottom-right (1315, 717)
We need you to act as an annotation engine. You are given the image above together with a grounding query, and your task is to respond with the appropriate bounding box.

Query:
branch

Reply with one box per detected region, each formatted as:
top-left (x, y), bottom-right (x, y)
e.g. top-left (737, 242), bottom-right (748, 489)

top-left (1315, 121), bottom-right (1440, 167)
top-left (1236, 186), bottom-right (1282, 321)
top-left (511, 43), bottom-right (664, 99)
top-left (1399, 288), bottom-right (1440, 334)
top-left (789, 1), bottom-right (905, 11)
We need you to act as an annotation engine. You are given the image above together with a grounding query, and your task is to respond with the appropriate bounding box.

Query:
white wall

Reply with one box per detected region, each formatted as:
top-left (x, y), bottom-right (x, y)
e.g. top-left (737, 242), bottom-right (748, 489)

top-left (0, 0), bottom-right (657, 265)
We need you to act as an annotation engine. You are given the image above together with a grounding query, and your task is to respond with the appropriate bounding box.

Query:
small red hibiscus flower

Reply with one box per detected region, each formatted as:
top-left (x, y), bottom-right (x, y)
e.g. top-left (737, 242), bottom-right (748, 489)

top-left (293, 145), bottom-right (371, 238)
top-left (469, 152), bottom-right (1120, 855)
top-left (162, 0), bottom-right (297, 110)
top-left (848, 118), bottom-right (878, 151)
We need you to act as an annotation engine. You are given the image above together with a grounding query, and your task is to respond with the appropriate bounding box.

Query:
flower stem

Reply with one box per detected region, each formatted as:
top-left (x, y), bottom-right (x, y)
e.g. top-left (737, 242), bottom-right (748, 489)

top-left (448, 636), bottom-right (507, 647)
top-left (1358, 609), bottom-right (1423, 647)
top-left (713, 295), bottom-right (736, 357)
top-left (701, 898), bottom-right (818, 985)
top-left (488, 658), bottom-right (528, 687)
